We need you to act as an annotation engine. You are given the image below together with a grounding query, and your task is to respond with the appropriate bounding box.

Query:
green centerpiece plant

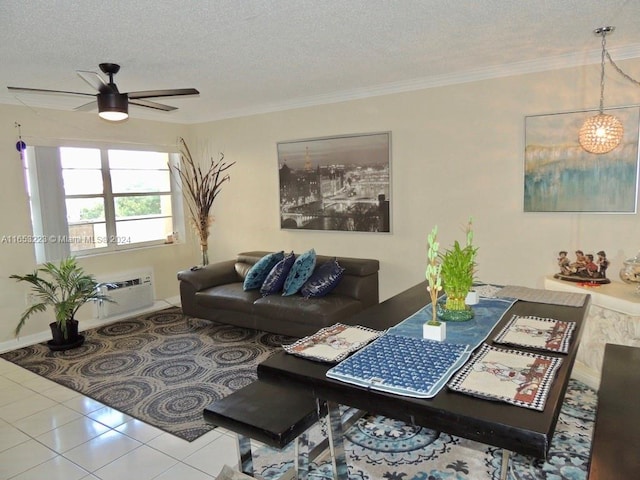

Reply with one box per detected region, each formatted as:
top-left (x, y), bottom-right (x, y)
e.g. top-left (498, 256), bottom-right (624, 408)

top-left (425, 225), bottom-right (443, 326)
top-left (424, 225), bottom-right (446, 340)
top-left (439, 218), bottom-right (478, 320)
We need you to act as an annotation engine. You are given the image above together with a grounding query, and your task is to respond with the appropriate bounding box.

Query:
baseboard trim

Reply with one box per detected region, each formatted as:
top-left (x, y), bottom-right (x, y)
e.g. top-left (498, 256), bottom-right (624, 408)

top-left (80, 300), bottom-right (175, 331)
top-left (165, 295), bottom-right (181, 306)
top-left (0, 300), bottom-right (174, 354)
top-left (570, 361), bottom-right (601, 391)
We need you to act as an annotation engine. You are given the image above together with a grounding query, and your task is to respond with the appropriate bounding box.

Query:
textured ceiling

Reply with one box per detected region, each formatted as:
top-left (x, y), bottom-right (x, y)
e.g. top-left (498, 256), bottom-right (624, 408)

top-left (1, 0), bottom-right (640, 124)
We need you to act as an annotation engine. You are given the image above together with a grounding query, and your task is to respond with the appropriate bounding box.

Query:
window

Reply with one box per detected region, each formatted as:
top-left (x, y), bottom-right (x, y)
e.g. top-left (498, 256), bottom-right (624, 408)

top-left (25, 145), bottom-right (183, 262)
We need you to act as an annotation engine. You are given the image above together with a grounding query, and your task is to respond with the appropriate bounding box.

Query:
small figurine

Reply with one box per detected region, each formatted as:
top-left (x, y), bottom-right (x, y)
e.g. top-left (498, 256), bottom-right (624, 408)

top-left (557, 251), bottom-right (571, 275)
top-left (554, 249), bottom-right (610, 284)
top-left (585, 254), bottom-right (598, 276)
top-left (570, 250), bottom-right (587, 275)
top-left (596, 251), bottom-right (609, 278)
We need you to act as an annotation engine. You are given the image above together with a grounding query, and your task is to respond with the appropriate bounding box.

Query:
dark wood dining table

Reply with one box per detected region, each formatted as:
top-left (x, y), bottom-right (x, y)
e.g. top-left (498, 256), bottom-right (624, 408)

top-left (258, 281), bottom-right (590, 480)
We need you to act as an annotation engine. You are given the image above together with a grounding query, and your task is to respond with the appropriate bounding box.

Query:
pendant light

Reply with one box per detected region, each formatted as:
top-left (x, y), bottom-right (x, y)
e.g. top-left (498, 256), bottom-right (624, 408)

top-left (578, 26), bottom-right (624, 154)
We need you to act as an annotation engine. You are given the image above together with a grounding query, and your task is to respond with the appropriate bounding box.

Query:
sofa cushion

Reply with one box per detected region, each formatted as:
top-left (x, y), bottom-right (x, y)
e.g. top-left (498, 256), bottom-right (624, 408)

top-left (253, 293), bottom-right (363, 328)
top-left (196, 283), bottom-right (262, 314)
top-left (301, 258), bottom-right (345, 298)
top-left (243, 251), bottom-right (284, 291)
top-left (260, 252), bottom-right (295, 296)
top-left (283, 248), bottom-right (317, 296)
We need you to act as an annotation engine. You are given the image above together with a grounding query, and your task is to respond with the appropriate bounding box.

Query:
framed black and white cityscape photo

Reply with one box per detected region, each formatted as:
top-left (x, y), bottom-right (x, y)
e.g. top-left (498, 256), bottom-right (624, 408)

top-left (277, 132), bottom-right (391, 232)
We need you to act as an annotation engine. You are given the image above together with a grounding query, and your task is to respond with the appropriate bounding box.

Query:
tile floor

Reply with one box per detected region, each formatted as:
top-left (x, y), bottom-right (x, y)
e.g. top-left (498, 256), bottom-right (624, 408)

top-left (0, 357), bottom-right (245, 480)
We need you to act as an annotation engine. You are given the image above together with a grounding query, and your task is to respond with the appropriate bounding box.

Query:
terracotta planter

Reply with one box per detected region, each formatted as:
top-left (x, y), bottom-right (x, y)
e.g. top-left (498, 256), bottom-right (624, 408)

top-left (48, 319), bottom-right (85, 351)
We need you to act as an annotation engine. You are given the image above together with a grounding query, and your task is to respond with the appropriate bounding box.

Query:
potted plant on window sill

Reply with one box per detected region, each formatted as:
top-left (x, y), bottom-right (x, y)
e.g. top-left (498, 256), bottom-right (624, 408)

top-left (11, 257), bottom-right (113, 351)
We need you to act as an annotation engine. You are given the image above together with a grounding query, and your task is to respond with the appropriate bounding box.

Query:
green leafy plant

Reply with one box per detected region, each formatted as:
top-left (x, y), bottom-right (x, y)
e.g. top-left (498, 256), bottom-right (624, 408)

top-left (440, 218), bottom-right (478, 311)
top-left (10, 257), bottom-right (112, 339)
top-left (425, 226), bottom-right (442, 326)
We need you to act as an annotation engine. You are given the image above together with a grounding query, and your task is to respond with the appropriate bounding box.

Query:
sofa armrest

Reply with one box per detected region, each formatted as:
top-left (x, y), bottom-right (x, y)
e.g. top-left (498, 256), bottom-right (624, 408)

top-left (177, 259), bottom-right (240, 292)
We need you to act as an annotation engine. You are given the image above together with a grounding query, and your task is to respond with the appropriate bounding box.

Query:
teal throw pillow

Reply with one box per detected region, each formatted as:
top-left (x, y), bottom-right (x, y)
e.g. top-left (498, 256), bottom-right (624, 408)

top-left (300, 258), bottom-right (345, 298)
top-left (282, 248), bottom-right (317, 296)
top-left (260, 252), bottom-right (296, 296)
top-left (243, 251), bottom-right (284, 291)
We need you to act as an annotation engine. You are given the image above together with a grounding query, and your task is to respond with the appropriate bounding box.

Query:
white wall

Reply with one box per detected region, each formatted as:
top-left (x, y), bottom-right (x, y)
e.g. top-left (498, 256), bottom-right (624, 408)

top-left (190, 59), bottom-right (640, 302)
top-left (0, 105), bottom-right (195, 344)
top-left (2, 58), bottom-right (640, 346)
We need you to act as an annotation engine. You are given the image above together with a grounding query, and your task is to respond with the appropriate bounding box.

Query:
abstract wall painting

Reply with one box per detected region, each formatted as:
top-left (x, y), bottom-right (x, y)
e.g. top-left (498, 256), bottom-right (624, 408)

top-left (277, 132), bottom-right (391, 232)
top-left (524, 106), bottom-right (640, 213)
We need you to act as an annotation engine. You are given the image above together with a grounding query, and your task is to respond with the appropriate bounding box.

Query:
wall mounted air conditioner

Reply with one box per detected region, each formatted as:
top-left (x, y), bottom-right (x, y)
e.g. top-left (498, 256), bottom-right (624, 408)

top-left (94, 269), bottom-right (154, 319)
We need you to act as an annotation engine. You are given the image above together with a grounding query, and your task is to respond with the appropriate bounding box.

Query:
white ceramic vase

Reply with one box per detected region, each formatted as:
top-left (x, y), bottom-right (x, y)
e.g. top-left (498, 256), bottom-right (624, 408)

top-left (423, 322), bottom-right (446, 341)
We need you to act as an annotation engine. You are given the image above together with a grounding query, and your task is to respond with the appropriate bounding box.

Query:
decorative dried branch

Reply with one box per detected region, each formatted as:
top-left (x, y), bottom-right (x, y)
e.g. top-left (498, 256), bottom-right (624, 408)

top-left (172, 137), bottom-right (236, 263)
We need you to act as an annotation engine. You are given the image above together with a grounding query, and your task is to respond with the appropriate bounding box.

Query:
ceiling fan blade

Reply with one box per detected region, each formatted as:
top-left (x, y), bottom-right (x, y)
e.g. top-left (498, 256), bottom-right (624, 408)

top-left (128, 88), bottom-right (199, 100)
top-left (129, 99), bottom-right (177, 111)
top-left (74, 100), bottom-right (98, 112)
top-left (7, 86), bottom-right (95, 97)
top-left (77, 70), bottom-right (111, 93)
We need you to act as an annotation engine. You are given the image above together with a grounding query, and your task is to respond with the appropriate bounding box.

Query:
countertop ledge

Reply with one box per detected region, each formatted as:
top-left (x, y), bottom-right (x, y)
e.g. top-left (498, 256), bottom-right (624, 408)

top-left (544, 276), bottom-right (640, 316)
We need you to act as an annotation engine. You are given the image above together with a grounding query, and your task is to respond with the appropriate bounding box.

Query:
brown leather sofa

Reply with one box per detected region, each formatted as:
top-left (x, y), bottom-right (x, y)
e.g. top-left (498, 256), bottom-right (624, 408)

top-left (177, 251), bottom-right (380, 337)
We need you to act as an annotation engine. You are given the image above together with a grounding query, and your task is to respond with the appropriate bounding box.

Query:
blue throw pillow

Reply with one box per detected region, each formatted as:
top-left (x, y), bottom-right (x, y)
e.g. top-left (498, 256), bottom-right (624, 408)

top-left (301, 258), bottom-right (345, 298)
top-left (282, 248), bottom-right (317, 296)
top-left (243, 251), bottom-right (284, 291)
top-left (260, 252), bottom-right (295, 296)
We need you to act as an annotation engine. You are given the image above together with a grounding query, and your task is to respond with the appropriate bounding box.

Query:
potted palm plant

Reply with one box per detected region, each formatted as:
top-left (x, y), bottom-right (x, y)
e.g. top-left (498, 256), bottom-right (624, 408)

top-left (438, 218), bottom-right (478, 321)
top-left (11, 257), bottom-right (112, 350)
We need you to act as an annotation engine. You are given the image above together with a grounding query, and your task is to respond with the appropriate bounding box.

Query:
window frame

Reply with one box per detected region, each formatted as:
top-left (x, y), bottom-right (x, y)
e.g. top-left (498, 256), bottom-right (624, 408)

top-left (24, 142), bottom-right (184, 263)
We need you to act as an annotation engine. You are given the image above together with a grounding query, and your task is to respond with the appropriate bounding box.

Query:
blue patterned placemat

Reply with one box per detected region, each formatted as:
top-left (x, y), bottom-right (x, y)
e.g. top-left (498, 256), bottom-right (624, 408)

top-left (326, 334), bottom-right (471, 398)
top-left (389, 297), bottom-right (516, 350)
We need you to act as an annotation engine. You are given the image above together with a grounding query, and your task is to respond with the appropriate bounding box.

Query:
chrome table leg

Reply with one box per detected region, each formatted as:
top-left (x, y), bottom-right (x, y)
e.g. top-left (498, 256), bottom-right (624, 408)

top-left (237, 434), bottom-right (254, 476)
top-left (295, 432), bottom-right (310, 480)
top-left (500, 449), bottom-right (511, 480)
top-left (326, 401), bottom-right (348, 480)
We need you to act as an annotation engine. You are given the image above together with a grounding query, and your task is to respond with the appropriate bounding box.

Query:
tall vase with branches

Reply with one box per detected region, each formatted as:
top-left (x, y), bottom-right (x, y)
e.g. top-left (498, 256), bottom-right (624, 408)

top-left (172, 137), bottom-right (235, 265)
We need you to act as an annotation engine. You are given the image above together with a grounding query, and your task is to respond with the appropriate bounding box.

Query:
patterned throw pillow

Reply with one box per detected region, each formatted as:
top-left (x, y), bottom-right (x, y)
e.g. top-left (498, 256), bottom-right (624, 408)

top-left (242, 251), bottom-right (285, 291)
top-left (260, 252), bottom-right (296, 296)
top-left (300, 258), bottom-right (345, 298)
top-left (282, 248), bottom-right (317, 296)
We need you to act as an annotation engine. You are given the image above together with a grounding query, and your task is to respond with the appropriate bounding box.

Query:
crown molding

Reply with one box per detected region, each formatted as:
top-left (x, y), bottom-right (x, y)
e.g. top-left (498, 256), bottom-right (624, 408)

top-left (4, 43), bottom-right (640, 125)
top-left (200, 43), bottom-right (640, 123)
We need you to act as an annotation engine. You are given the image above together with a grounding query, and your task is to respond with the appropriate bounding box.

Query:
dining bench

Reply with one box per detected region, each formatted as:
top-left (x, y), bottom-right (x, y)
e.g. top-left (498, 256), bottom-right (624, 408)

top-left (587, 343), bottom-right (640, 479)
top-left (203, 379), bottom-right (362, 479)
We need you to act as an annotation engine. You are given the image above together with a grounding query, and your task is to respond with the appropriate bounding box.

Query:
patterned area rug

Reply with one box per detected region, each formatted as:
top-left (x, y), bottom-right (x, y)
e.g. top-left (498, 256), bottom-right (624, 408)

top-left (0, 307), bottom-right (294, 442)
top-left (252, 379), bottom-right (596, 480)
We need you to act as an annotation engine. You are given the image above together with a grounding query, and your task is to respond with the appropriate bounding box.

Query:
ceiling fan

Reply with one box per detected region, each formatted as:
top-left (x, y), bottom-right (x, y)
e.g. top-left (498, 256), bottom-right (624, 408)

top-left (8, 63), bottom-right (199, 121)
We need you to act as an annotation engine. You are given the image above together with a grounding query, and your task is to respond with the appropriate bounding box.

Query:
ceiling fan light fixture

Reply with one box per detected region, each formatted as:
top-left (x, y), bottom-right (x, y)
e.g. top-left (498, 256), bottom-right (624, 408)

top-left (98, 92), bottom-right (129, 121)
top-left (9, 63), bottom-right (198, 120)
